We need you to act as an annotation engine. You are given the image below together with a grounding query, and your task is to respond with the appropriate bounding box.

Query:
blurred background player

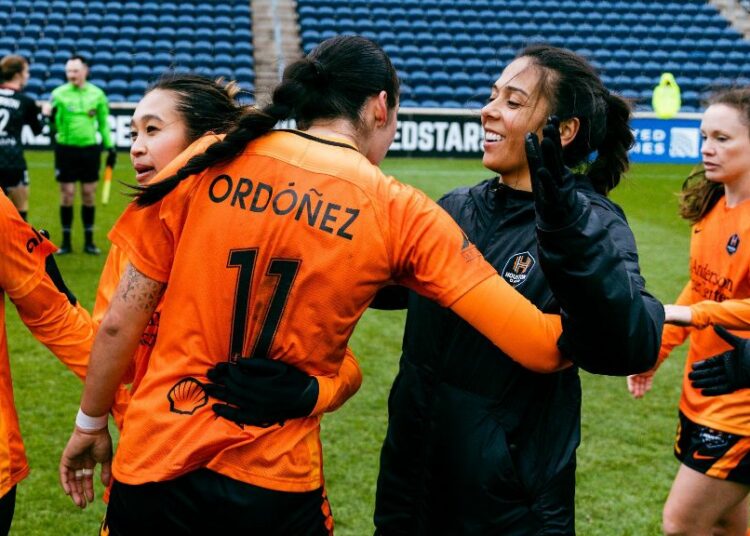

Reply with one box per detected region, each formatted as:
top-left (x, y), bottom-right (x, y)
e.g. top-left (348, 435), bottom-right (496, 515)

top-left (0, 189), bottom-right (101, 535)
top-left (0, 55), bottom-right (43, 222)
top-left (628, 88), bottom-right (750, 536)
top-left (372, 45), bottom-right (663, 535)
top-left (48, 54), bottom-right (115, 255)
top-left (58, 36), bottom-right (573, 534)
top-left (652, 72), bottom-right (682, 120)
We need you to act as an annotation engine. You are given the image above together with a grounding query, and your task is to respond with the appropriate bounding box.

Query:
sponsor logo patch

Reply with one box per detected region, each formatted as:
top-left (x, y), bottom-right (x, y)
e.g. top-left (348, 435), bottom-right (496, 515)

top-left (502, 251), bottom-right (536, 287)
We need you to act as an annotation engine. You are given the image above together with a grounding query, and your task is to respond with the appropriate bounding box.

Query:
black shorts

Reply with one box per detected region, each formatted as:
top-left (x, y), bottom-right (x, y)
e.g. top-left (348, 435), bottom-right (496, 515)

top-left (101, 469), bottom-right (333, 535)
top-left (675, 411), bottom-right (750, 485)
top-left (54, 144), bottom-right (101, 183)
top-left (0, 169), bottom-right (28, 194)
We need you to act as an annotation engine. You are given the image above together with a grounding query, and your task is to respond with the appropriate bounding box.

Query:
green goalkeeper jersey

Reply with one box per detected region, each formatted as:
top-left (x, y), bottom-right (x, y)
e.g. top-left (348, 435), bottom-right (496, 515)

top-left (50, 82), bottom-right (113, 148)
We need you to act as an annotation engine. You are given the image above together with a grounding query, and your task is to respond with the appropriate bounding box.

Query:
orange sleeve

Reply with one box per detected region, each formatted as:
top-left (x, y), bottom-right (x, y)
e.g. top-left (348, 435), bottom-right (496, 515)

top-left (658, 282), bottom-right (693, 366)
top-left (0, 195), bottom-right (57, 300)
top-left (384, 181), bottom-right (496, 307)
top-left (689, 298), bottom-right (750, 330)
top-left (310, 346), bottom-right (363, 415)
top-left (450, 276), bottom-right (567, 373)
top-left (13, 284), bottom-right (93, 380)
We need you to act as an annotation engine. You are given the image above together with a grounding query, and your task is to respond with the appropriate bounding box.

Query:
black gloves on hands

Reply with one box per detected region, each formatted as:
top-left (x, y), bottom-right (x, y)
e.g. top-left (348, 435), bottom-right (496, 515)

top-left (524, 116), bottom-right (583, 229)
top-left (204, 357), bottom-right (319, 428)
top-left (688, 325), bottom-right (750, 396)
top-left (106, 147), bottom-right (117, 168)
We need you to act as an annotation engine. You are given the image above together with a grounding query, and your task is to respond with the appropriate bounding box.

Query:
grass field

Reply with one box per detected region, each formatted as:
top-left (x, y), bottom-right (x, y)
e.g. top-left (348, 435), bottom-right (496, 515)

top-left (6, 151), bottom-right (695, 535)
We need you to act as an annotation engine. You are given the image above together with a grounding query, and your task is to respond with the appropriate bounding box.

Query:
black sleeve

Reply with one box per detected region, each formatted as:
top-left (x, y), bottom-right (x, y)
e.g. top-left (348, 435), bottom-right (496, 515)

top-left (23, 96), bottom-right (43, 136)
top-left (537, 193), bottom-right (664, 376)
top-left (370, 285), bottom-right (409, 310)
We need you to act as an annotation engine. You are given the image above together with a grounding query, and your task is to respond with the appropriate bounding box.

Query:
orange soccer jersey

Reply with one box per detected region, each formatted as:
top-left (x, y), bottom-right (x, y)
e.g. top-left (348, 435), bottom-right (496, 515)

top-left (96, 134), bottom-right (363, 426)
top-left (0, 192), bottom-right (95, 497)
top-left (660, 197), bottom-right (750, 435)
top-left (109, 130), bottom-right (561, 492)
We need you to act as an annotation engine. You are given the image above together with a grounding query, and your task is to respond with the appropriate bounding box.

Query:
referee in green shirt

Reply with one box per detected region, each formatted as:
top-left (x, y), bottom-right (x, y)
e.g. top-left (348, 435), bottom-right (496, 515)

top-left (49, 55), bottom-right (115, 254)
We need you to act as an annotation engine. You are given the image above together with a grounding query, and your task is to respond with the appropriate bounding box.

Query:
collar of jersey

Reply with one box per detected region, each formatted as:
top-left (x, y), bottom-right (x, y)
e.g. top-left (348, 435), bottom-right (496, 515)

top-left (278, 129), bottom-right (359, 153)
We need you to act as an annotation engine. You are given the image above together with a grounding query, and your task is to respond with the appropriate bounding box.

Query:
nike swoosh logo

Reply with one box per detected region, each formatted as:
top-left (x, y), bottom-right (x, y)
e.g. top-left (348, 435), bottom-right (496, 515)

top-left (692, 451), bottom-right (715, 460)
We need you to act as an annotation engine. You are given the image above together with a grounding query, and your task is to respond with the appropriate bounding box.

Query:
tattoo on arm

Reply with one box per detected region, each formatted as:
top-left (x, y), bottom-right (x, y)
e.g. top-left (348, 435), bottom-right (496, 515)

top-left (119, 264), bottom-right (165, 313)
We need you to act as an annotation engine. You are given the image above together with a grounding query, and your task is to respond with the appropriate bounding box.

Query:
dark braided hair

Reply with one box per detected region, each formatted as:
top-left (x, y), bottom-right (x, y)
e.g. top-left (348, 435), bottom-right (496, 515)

top-left (136, 35), bottom-right (399, 206)
top-left (519, 45), bottom-right (633, 195)
top-left (679, 88), bottom-right (750, 223)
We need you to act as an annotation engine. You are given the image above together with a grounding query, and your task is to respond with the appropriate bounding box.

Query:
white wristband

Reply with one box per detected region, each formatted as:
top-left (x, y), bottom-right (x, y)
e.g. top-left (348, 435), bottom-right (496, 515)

top-left (75, 408), bottom-right (108, 431)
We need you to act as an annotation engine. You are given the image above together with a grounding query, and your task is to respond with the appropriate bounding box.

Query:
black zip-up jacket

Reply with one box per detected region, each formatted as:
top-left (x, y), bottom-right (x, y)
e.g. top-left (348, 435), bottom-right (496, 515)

top-left (373, 176), bottom-right (664, 535)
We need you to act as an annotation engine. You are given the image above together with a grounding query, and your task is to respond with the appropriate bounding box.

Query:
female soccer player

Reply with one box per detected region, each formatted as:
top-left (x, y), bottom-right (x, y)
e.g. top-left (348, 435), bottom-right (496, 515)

top-left (0, 190), bottom-right (98, 534)
top-left (373, 44), bottom-right (664, 535)
top-left (97, 73), bottom-right (362, 428)
top-left (628, 88), bottom-right (750, 536)
top-left (59, 36), bottom-right (575, 534)
top-left (0, 55), bottom-right (43, 221)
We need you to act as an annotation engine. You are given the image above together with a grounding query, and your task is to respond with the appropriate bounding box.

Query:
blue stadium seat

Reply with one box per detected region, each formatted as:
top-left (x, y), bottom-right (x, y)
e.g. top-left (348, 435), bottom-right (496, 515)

top-left (90, 64), bottom-right (111, 78)
top-left (214, 54), bottom-right (234, 68)
top-left (48, 64), bottom-right (66, 78)
top-left (45, 77), bottom-right (65, 91)
top-left (193, 41), bottom-right (213, 56)
top-left (213, 42), bottom-right (235, 55)
top-left (107, 79), bottom-right (129, 93)
top-left (29, 64), bottom-right (47, 78)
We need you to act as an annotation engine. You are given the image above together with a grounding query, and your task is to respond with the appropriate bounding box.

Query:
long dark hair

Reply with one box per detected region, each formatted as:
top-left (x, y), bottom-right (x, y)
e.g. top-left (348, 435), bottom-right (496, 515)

top-left (136, 35), bottom-right (399, 207)
top-left (520, 44), bottom-right (633, 195)
top-left (679, 88), bottom-right (750, 223)
top-left (145, 73), bottom-right (245, 142)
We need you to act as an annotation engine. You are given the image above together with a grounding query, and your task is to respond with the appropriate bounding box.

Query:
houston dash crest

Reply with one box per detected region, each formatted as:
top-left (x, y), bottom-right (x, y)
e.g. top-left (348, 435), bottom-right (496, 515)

top-left (502, 251), bottom-right (536, 287)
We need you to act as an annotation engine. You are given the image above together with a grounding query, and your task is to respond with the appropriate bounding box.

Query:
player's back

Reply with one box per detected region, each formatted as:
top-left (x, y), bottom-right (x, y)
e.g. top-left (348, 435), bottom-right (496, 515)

top-left (110, 129), bottom-right (489, 489)
top-left (0, 87), bottom-right (36, 168)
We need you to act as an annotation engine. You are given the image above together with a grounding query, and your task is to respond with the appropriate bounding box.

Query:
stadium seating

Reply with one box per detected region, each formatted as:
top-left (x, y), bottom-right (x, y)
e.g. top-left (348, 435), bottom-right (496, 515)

top-left (297, 0), bottom-right (750, 111)
top-left (0, 0), bottom-right (255, 102)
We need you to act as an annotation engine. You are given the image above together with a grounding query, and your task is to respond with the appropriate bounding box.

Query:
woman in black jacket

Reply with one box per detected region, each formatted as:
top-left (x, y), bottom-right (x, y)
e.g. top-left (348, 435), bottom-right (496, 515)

top-left (372, 44), bottom-right (664, 535)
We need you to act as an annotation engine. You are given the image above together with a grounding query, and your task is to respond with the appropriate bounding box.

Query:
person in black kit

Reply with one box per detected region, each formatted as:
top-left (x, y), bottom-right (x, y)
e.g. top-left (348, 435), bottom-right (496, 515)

top-left (0, 55), bottom-right (43, 221)
top-left (370, 45), bottom-right (664, 535)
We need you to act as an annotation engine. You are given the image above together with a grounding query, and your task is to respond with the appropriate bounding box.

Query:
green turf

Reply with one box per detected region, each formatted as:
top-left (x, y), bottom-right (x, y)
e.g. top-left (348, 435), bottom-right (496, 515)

top-left (6, 153), bottom-right (694, 534)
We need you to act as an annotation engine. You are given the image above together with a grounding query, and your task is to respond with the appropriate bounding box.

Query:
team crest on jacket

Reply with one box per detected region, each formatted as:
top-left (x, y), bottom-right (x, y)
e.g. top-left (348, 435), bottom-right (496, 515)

top-left (727, 233), bottom-right (740, 255)
top-left (502, 251), bottom-right (536, 286)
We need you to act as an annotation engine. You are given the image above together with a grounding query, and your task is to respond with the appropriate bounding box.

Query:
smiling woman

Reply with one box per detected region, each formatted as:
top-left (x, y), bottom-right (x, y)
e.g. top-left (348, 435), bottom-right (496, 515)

top-left (373, 44), bottom-right (664, 535)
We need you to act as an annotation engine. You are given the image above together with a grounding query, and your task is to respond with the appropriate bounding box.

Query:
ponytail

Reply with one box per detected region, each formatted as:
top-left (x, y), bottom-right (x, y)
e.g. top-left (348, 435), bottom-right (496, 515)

top-left (135, 35), bottom-right (398, 207)
top-left (519, 45), bottom-right (633, 195)
top-left (587, 93), bottom-right (633, 194)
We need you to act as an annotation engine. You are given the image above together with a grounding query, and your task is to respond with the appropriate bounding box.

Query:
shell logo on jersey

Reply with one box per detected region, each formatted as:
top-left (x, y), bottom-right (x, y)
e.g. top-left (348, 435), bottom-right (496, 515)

top-left (502, 251), bottom-right (536, 287)
top-left (727, 233), bottom-right (740, 255)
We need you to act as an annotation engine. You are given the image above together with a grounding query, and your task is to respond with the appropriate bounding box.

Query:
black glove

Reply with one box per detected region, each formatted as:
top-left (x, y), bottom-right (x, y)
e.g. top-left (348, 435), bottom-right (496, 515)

top-left (106, 147), bottom-right (117, 168)
top-left (204, 357), bottom-right (319, 427)
top-left (688, 325), bottom-right (750, 396)
top-left (524, 116), bottom-right (583, 229)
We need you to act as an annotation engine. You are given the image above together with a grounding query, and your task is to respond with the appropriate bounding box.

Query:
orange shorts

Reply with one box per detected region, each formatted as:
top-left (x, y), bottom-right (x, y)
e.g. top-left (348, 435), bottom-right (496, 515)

top-left (675, 411), bottom-right (750, 485)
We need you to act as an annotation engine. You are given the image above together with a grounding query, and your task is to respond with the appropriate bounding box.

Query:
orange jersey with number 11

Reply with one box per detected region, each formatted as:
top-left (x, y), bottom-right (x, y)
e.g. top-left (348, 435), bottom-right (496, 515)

top-left (110, 130), bottom-right (560, 492)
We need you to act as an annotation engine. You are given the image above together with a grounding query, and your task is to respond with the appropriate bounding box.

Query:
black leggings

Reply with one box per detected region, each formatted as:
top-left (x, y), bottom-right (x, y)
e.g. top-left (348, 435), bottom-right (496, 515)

top-left (103, 469), bottom-right (332, 535)
top-left (0, 486), bottom-right (16, 536)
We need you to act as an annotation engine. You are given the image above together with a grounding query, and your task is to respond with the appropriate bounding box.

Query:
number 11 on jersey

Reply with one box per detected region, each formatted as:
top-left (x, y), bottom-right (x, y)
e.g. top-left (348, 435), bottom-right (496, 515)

top-left (226, 248), bottom-right (300, 361)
